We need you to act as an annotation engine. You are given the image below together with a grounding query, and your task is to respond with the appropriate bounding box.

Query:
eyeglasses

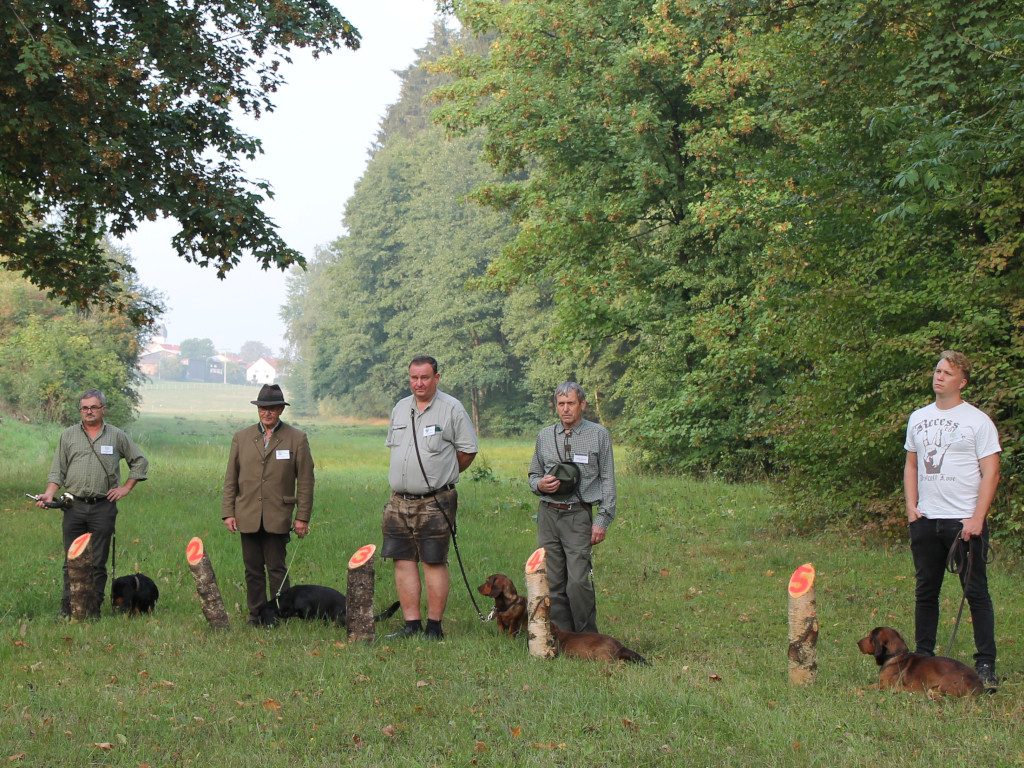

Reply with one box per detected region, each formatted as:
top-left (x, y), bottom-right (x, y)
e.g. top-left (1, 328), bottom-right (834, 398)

top-left (258, 406), bottom-right (283, 413)
top-left (79, 405), bottom-right (105, 412)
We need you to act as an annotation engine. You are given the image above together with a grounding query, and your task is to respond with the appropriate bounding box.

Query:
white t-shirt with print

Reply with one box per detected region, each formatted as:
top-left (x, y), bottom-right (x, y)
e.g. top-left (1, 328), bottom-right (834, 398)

top-left (905, 401), bottom-right (1001, 519)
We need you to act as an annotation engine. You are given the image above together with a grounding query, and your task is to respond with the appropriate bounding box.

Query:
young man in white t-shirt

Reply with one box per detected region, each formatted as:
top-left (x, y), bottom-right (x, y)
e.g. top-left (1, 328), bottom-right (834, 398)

top-left (904, 350), bottom-right (1001, 690)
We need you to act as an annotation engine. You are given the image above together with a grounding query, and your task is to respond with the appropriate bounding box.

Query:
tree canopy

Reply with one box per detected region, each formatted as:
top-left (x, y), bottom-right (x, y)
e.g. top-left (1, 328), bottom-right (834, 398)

top-left (1, 0), bottom-right (359, 323)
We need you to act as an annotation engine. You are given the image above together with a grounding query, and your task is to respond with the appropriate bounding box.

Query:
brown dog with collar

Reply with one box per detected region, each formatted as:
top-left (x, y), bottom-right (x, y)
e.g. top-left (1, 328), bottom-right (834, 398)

top-left (478, 573), bottom-right (527, 638)
top-left (857, 626), bottom-right (982, 696)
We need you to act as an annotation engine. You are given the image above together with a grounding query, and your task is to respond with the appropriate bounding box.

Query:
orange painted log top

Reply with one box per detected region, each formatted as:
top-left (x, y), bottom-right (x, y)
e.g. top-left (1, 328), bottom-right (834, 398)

top-left (186, 537), bottom-right (205, 566)
top-left (788, 563), bottom-right (816, 598)
top-left (68, 533), bottom-right (92, 559)
top-left (348, 544), bottom-right (376, 569)
top-left (525, 547), bottom-right (545, 575)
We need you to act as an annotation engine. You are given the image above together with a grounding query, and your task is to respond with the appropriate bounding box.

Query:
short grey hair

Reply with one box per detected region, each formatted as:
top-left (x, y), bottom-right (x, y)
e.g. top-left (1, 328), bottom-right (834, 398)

top-left (554, 381), bottom-right (586, 402)
top-left (79, 389), bottom-right (106, 406)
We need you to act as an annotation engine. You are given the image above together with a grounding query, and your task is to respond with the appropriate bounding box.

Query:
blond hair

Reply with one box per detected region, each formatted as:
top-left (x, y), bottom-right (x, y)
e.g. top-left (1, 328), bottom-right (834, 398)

top-left (939, 350), bottom-right (971, 384)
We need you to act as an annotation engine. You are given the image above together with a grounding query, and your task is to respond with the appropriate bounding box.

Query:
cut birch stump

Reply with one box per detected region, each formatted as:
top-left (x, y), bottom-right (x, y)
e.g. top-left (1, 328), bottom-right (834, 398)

top-left (67, 533), bottom-right (96, 620)
top-left (787, 562), bottom-right (818, 685)
top-left (525, 547), bottom-right (556, 659)
top-left (186, 537), bottom-right (230, 629)
top-left (346, 544), bottom-right (377, 643)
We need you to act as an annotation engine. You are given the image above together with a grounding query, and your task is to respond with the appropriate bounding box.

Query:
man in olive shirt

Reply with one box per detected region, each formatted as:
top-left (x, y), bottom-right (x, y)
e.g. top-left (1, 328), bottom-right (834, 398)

top-left (222, 384), bottom-right (315, 625)
top-left (36, 389), bottom-right (148, 617)
top-left (383, 355), bottom-right (478, 640)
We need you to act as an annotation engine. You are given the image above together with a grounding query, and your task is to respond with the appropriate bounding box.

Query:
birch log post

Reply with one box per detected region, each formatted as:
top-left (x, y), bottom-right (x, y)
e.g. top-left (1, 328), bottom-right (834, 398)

top-left (66, 533), bottom-right (96, 620)
top-left (186, 537), bottom-right (230, 629)
top-left (524, 547), bottom-right (556, 659)
top-left (346, 544), bottom-right (377, 643)
top-left (787, 562), bottom-right (818, 685)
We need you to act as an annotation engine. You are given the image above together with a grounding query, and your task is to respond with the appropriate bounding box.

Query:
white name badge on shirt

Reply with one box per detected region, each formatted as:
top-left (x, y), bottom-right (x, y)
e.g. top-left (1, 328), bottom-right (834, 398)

top-left (423, 425), bottom-right (440, 437)
top-left (573, 453), bottom-right (589, 464)
top-left (100, 445), bottom-right (114, 455)
top-left (276, 449), bottom-right (291, 460)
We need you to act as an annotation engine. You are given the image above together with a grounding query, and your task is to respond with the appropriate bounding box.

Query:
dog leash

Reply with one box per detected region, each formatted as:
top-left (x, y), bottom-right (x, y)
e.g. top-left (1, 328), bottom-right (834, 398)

top-left (273, 532), bottom-right (303, 601)
top-left (409, 408), bottom-right (488, 621)
top-left (943, 532), bottom-right (994, 656)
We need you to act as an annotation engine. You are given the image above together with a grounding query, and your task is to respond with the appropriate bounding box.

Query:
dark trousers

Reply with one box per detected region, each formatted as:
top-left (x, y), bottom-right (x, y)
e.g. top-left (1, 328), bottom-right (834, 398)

top-left (241, 528), bottom-right (290, 619)
top-left (909, 517), bottom-right (995, 665)
top-left (61, 500), bottom-right (118, 616)
top-left (537, 501), bottom-right (598, 633)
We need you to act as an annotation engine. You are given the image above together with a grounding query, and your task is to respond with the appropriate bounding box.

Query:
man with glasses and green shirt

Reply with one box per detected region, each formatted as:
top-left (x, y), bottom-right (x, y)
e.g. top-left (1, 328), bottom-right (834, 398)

top-left (35, 389), bottom-right (149, 617)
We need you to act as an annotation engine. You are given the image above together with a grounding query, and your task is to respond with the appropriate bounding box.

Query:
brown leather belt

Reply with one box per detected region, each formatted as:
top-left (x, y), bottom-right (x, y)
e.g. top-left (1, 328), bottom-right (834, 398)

top-left (543, 500), bottom-right (591, 511)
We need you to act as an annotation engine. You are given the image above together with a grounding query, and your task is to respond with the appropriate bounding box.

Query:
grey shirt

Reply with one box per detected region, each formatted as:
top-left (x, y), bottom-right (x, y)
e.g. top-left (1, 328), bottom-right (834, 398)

top-left (529, 419), bottom-right (617, 530)
top-left (387, 390), bottom-right (478, 494)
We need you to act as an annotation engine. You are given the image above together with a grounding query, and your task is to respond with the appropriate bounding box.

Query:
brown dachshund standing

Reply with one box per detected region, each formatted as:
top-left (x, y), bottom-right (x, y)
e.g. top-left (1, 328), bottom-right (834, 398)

top-left (857, 627), bottom-right (983, 696)
top-left (478, 574), bottom-right (527, 638)
top-left (551, 623), bottom-right (649, 665)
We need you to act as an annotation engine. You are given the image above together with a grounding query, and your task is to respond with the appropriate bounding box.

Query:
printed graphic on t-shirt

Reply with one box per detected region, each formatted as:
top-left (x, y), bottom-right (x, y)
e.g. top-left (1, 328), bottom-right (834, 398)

top-left (911, 417), bottom-right (964, 480)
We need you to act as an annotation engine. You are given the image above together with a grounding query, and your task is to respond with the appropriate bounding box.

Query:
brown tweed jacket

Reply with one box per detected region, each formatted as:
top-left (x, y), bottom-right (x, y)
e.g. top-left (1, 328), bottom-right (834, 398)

top-left (221, 422), bottom-right (314, 534)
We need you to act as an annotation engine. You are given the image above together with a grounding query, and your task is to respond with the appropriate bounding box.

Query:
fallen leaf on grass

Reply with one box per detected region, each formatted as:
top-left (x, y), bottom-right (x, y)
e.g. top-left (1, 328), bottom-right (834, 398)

top-left (792, 741), bottom-right (801, 751)
top-left (353, 674), bottom-right (370, 684)
top-left (12, 641), bottom-right (27, 648)
top-left (415, 680), bottom-right (429, 688)
top-left (155, 680), bottom-right (175, 690)
top-left (738, 614), bottom-right (751, 622)
top-left (262, 699), bottom-right (282, 711)
top-left (93, 743), bottom-right (114, 751)
top-left (473, 741), bottom-right (487, 752)
top-left (28, 662), bottom-right (43, 672)
top-left (765, 570), bottom-right (775, 577)
top-left (7, 753), bottom-right (26, 762)
top-left (382, 725), bottom-right (397, 738)
top-left (333, 641), bottom-right (346, 649)
top-left (622, 718), bottom-right (639, 731)
top-left (531, 742), bottom-right (566, 750)
top-left (659, 568), bottom-right (670, 577)
top-left (18, 623), bottom-right (26, 638)
top-left (510, 726), bottom-right (522, 738)
top-left (352, 734), bottom-right (365, 749)
top-left (709, 673), bottom-right (722, 682)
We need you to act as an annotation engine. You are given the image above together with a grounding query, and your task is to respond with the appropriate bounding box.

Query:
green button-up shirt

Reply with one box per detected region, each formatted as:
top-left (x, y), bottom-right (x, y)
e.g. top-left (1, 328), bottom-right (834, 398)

top-left (47, 422), bottom-right (149, 497)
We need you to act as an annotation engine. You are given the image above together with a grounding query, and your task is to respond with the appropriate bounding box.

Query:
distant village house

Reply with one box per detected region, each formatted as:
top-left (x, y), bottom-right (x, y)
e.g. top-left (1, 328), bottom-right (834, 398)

top-left (246, 357), bottom-right (278, 385)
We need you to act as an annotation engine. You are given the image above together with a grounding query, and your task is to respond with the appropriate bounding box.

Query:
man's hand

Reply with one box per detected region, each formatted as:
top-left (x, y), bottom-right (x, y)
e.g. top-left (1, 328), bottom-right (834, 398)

top-left (906, 504), bottom-right (922, 524)
top-left (35, 491), bottom-right (54, 509)
top-left (294, 520), bottom-right (309, 538)
top-left (537, 475), bottom-right (561, 494)
top-left (223, 516), bottom-right (238, 533)
top-left (106, 485), bottom-right (132, 502)
top-left (591, 526), bottom-right (606, 545)
top-left (961, 515), bottom-right (985, 540)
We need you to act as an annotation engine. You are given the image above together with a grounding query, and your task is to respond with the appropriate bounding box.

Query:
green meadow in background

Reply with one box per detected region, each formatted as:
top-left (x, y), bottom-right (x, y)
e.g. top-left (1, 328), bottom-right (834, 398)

top-left (1, 382), bottom-right (1020, 767)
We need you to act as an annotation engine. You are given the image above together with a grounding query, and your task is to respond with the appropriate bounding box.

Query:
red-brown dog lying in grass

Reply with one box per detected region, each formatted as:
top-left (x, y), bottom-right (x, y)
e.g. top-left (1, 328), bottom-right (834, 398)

top-left (857, 626), bottom-right (982, 696)
top-left (551, 623), bottom-right (649, 665)
top-left (477, 573), bottom-right (527, 638)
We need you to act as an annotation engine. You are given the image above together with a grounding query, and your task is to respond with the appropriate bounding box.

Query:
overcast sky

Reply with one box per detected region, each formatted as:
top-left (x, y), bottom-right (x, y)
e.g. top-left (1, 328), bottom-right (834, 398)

top-left (117, 2), bottom-right (440, 355)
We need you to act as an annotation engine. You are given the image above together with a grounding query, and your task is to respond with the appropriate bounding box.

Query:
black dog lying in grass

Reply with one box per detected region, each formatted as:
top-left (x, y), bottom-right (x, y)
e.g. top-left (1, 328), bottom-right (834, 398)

top-left (256, 585), bottom-right (400, 628)
top-left (111, 573), bottom-right (159, 615)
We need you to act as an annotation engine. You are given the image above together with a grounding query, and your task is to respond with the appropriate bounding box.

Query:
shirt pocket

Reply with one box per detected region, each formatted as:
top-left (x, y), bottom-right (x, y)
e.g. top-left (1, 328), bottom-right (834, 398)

top-left (423, 425), bottom-right (445, 452)
top-left (386, 424), bottom-right (407, 448)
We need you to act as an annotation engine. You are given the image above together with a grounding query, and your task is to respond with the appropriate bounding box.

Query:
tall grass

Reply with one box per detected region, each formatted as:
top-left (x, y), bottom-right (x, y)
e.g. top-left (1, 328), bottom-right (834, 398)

top-left (1, 412), bottom-right (1020, 767)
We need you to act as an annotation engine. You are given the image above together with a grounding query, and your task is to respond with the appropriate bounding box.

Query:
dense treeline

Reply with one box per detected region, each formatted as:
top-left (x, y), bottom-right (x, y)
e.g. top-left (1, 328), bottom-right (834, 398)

top-left (285, 4), bottom-right (1020, 534)
top-left (0, 246), bottom-right (156, 425)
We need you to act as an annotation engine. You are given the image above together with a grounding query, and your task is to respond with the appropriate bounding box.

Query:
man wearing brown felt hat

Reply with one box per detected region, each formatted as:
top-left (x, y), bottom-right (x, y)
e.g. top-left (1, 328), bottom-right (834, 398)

top-left (222, 384), bottom-right (315, 625)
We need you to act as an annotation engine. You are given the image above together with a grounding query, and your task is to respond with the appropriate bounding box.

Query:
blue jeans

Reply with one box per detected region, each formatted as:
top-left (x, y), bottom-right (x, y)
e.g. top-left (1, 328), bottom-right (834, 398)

top-left (909, 517), bottom-right (995, 666)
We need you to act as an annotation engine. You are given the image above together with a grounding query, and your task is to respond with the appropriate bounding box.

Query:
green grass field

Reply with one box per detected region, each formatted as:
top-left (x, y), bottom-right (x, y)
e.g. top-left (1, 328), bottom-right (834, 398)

top-left (1, 408), bottom-right (1021, 767)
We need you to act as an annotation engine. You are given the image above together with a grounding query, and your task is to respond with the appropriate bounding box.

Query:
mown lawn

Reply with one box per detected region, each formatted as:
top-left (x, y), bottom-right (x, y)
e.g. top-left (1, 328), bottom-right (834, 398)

top-left (1, 411), bottom-right (1021, 767)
